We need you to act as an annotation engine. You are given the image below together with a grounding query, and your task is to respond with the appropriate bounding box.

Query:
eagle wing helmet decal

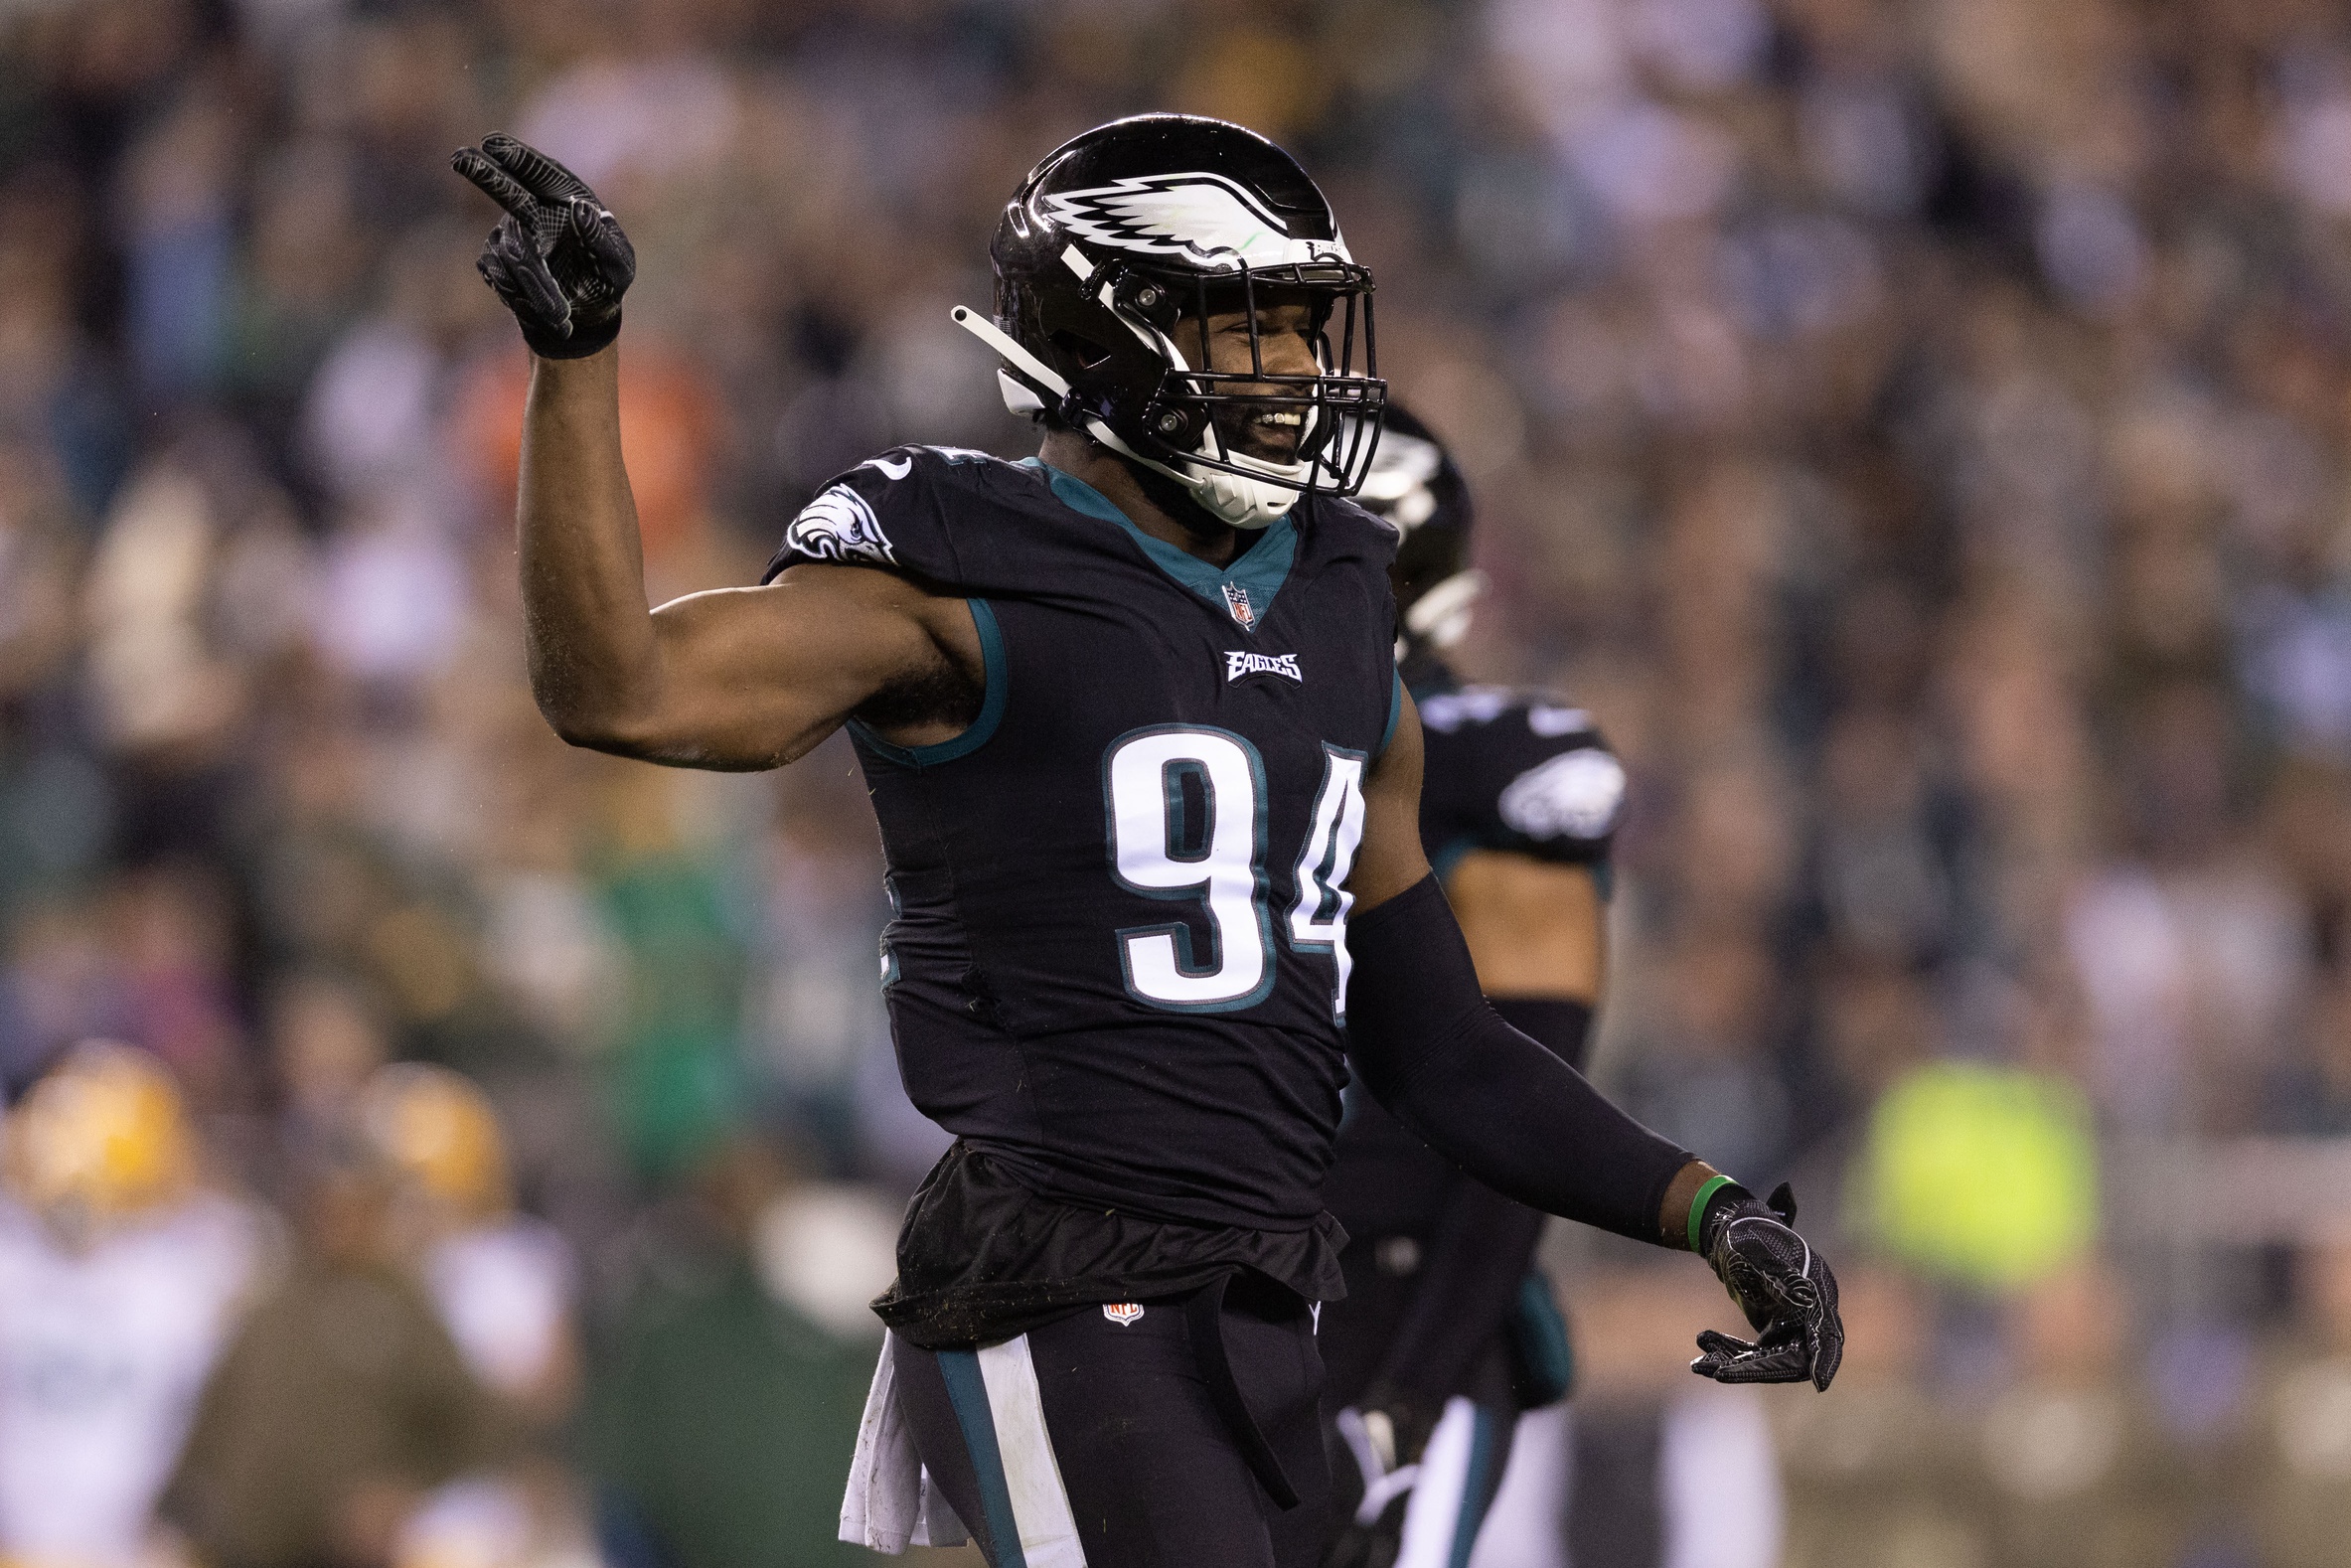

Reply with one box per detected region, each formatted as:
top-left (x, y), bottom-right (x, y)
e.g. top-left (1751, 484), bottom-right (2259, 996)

top-left (1043, 172), bottom-right (1352, 271)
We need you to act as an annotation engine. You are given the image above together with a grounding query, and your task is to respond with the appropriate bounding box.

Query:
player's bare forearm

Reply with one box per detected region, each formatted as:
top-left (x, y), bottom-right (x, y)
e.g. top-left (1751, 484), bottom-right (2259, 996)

top-left (1659, 1158), bottom-right (1718, 1247)
top-left (517, 349), bottom-right (663, 747)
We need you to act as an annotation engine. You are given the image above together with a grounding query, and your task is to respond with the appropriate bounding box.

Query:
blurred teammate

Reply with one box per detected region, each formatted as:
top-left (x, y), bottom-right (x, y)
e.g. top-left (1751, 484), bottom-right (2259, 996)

top-left (0, 1041), bottom-right (264, 1568)
top-left (454, 114), bottom-right (1841, 1567)
top-left (1319, 408), bottom-right (1623, 1568)
top-left (359, 1064), bottom-right (579, 1427)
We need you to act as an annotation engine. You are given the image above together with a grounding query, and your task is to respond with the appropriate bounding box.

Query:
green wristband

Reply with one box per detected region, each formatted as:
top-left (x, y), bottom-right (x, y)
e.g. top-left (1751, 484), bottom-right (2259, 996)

top-left (1687, 1175), bottom-right (1738, 1254)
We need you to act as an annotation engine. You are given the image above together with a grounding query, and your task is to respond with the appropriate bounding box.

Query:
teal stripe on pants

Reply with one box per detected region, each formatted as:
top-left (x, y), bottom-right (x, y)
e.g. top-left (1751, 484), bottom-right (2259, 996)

top-left (1449, 1406), bottom-right (1501, 1568)
top-left (938, 1348), bottom-right (1029, 1568)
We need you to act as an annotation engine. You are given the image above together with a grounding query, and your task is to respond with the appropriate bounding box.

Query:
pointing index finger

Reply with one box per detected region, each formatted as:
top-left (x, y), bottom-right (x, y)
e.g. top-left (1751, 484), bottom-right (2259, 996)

top-left (452, 147), bottom-right (539, 223)
top-left (481, 133), bottom-right (591, 204)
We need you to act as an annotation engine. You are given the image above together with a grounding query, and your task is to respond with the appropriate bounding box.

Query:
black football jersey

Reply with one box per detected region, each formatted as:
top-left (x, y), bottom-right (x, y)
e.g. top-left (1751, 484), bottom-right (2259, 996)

top-left (1414, 682), bottom-right (1627, 881)
top-left (763, 446), bottom-right (1400, 1239)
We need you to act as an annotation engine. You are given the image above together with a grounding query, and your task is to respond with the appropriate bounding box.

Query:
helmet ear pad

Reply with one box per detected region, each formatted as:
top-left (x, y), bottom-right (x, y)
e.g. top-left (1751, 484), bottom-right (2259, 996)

top-left (1015, 264), bottom-right (1210, 457)
top-left (1111, 271), bottom-right (1183, 336)
top-left (1142, 392), bottom-right (1210, 450)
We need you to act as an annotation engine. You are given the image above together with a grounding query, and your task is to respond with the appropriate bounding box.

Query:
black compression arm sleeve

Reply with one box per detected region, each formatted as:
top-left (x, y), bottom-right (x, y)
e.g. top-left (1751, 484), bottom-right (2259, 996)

top-left (1344, 875), bottom-right (1692, 1246)
top-left (1491, 997), bottom-right (1599, 1073)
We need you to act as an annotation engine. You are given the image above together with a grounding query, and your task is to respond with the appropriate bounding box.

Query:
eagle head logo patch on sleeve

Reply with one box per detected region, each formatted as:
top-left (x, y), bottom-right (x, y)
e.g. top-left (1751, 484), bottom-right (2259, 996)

top-left (1102, 1303), bottom-right (1145, 1327)
top-left (784, 484), bottom-right (898, 566)
top-left (1498, 749), bottom-right (1629, 842)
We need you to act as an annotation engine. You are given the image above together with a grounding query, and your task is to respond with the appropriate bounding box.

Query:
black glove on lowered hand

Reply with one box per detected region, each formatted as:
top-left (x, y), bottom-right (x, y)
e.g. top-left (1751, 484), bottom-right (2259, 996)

top-left (451, 133), bottom-right (635, 359)
top-left (1691, 1181), bottom-right (1843, 1391)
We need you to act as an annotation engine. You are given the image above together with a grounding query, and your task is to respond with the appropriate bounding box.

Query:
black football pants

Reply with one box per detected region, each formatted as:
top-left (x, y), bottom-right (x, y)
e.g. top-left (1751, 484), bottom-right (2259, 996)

top-left (889, 1273), bottom-right (1331, 1567)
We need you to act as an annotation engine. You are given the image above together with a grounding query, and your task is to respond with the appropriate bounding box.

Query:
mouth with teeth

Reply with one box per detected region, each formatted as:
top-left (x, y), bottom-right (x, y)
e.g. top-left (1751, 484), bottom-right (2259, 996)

top-left (1217, 405), bottom-right (1311, 463)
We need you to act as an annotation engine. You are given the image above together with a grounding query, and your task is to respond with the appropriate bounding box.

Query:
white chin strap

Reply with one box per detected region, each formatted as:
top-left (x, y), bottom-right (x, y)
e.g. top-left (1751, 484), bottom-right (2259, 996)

top-left (1400, 569), bottom-right (1486, 657)
top-left (1082, 420), bottom-right (1302, 531)
top-left (952, 304), bottom-right (1305, 532)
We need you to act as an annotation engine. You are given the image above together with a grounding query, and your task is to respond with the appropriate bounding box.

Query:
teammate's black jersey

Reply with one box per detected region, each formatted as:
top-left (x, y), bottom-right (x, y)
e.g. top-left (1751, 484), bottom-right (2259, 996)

top-left (763, 446), bottom-right (1399, 1340)
top-left (1414, 681), bottom-right (1627, 880)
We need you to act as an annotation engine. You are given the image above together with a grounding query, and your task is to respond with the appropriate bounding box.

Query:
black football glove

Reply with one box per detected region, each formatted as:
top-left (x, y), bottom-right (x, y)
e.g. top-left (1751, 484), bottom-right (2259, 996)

top-left (450, 133), bottom-right (635, 359)
top-left (1691, 1181), bottom-right (1843, 1391)
top-left (1324, 1388), bottom-right (1442, 1568)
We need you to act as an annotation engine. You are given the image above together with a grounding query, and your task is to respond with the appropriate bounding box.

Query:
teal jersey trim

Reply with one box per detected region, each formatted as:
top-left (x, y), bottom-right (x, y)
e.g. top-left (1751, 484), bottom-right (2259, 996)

top-left (1431, 836), bottom-right (1478, 884)
top-left (1435, 838), bottom-right (1613, 896)
top-left (1379, 668), bottom-right (1403, 754)
top-left (1508, 1272), bottom-right (1576, 1406)
top-left (848, 598), bottom-right (1008, 768)
top-left (1022, 458), bottom-right (1297, 632)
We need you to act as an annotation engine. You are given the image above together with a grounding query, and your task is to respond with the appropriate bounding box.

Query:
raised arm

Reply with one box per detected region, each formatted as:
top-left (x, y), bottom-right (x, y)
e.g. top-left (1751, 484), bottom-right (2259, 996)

top-left (519, 352), bottom-right (973, 768)
top-left (1345, 693), bottom-right (1843, 1388)
top-left (458, 134), bottom-right (977, 771)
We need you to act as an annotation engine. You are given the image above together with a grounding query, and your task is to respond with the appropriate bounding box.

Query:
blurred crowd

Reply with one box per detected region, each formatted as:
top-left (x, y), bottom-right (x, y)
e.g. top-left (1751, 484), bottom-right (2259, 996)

top-left (6, 0), bottom-right (2351, 1564)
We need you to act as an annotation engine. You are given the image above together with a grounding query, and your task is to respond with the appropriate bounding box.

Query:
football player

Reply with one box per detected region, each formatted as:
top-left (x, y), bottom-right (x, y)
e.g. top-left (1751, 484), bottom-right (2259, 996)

top-left (358, 1064), bottom-right (580, 1425)
top-left (0, 1042), bottom-right (263, 1568)
top-left (1317, 407), bottom-right (1623, 1568)
top-left (454, 113), bottom-right (1842, 1568)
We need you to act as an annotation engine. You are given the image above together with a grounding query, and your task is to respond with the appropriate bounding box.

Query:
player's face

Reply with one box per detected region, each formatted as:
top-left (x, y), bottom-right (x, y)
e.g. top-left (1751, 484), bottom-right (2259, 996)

top-left (1184, 294), bottom-right (1323, 464)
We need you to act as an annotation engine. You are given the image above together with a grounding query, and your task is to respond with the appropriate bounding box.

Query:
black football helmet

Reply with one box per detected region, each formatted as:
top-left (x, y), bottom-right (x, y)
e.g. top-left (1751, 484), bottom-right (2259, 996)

top-left (1353, 403), bottom-right (1485, 659)
top-left (953, 113), bottom-right (1385, 529)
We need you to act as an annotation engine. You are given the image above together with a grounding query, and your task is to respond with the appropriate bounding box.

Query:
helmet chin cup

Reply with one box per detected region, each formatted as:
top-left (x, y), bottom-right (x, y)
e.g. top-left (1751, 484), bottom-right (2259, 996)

top-left (1085, 418), bottom-right (1300, 530)
top-left (1183, 465), bottom-right (1300, 531)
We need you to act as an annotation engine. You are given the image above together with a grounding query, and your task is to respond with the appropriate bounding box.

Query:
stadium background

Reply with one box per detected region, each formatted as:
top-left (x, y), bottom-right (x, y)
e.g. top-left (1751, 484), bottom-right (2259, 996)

top-left (3, 0), bottom-right (2351, 1563)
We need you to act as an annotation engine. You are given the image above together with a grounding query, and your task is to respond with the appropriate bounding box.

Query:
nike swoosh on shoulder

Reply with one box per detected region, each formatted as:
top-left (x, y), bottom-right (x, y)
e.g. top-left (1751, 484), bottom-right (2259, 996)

top-left (864, 454), bottom-right (913, 481)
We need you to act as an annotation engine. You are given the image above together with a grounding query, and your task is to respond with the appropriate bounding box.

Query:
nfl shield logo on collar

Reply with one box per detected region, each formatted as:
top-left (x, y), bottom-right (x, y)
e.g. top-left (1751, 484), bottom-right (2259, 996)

top-left (1102, 1303), bottom-right (1145, 1327)
top-left (1221, 581), bottom-right (1254, 628)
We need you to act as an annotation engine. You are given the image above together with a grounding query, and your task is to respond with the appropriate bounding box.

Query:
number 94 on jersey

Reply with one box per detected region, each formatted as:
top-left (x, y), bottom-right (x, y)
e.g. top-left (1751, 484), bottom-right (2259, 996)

top-left (1103, 725), bottom-right (1367, 1018)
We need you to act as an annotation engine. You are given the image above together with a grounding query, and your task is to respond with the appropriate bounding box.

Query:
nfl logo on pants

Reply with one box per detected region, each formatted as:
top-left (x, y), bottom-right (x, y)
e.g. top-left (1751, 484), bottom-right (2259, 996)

top-left (1102, 1302), bottom-right (1145, 1327)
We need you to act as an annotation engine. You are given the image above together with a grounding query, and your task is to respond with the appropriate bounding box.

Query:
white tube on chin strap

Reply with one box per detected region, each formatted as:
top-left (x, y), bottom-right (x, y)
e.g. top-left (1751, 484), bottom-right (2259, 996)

top-left (952, 304), bottom-right (1306, 531)
top-left (953, 306), bottom-right (1070, 406)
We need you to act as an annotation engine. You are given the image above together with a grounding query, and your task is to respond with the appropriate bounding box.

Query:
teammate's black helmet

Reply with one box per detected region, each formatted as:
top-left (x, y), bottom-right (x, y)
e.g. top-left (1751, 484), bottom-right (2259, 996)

top-left (954, 114), bottom-right (1386, 530)
top-left (1353, 403), bottom-right (1484, 657)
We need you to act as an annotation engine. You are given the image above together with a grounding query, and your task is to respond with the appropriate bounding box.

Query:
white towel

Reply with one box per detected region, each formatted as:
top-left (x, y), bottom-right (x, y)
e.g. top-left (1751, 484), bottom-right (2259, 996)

top-left (839, 1338), bottom-right (972, 1552)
